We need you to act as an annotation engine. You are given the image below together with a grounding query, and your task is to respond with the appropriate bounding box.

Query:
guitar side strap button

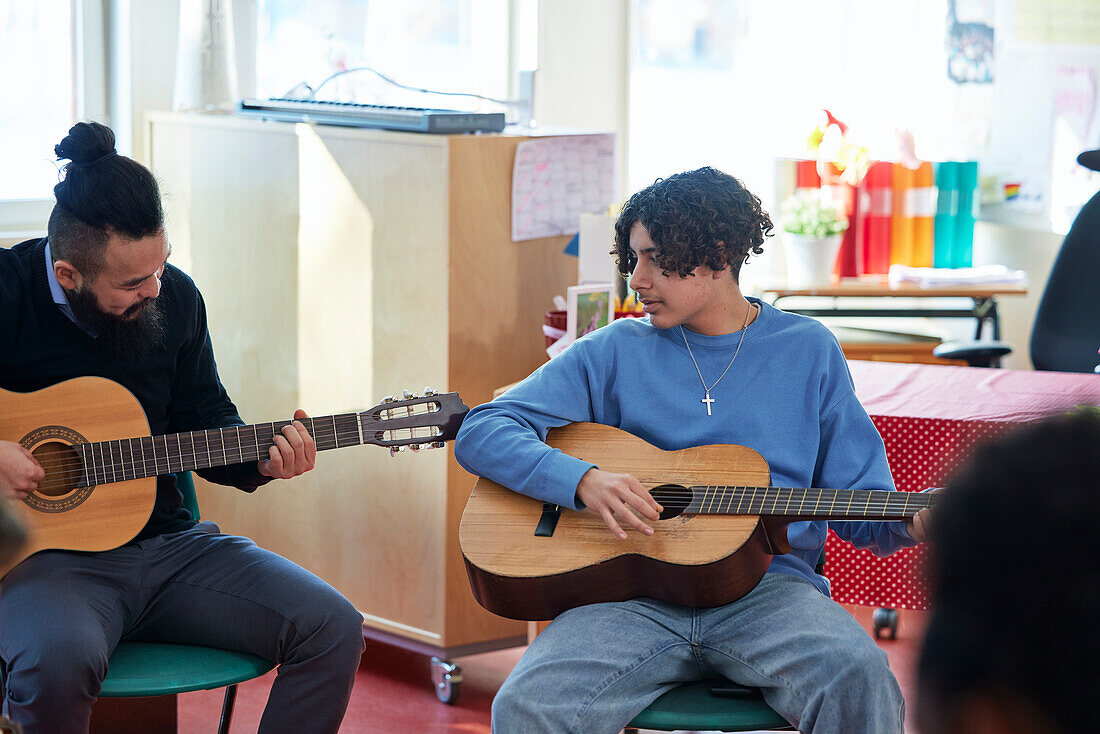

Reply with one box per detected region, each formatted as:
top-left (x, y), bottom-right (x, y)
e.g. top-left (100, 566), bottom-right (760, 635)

top-left (534, 503), bottom-right (562, 537)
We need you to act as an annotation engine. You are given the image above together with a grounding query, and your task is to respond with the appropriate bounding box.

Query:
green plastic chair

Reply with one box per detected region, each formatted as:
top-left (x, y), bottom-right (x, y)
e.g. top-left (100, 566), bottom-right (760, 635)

top-left (98, 472), bottom-right (276, 734)
top-left (625, 679), bottom-right (793, 732)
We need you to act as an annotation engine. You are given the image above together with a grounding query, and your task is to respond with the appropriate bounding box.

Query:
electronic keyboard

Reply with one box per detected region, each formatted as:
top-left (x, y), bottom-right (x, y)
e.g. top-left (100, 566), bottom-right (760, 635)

top-left (238, 97), bottom-right (506, 134)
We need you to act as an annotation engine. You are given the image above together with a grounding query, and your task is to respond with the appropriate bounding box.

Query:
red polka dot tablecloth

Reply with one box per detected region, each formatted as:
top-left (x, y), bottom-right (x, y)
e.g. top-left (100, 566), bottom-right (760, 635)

top-left (825, 361), bottom-right (1100, 611)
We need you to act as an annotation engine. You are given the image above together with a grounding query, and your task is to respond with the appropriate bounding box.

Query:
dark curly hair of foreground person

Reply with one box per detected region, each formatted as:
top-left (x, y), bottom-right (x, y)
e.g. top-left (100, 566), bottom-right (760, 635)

top-left (917, 410), bottom-right (1100, 734)
top-left (612, 166), bottom-right (774, 281)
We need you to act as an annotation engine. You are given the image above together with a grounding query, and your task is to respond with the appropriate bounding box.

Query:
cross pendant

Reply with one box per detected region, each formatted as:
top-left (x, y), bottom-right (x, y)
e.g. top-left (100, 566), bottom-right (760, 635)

top-left (702, 392), bottom-right (715, 416)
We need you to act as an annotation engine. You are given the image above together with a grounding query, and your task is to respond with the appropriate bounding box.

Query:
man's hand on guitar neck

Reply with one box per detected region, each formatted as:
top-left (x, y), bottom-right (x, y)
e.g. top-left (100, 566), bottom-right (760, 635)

top-left (258, 410), bottom-right (318, 480)
top-left (0, 440), bottom-right (44, 500)
top-left (576, 468), bottom-right (663, 540)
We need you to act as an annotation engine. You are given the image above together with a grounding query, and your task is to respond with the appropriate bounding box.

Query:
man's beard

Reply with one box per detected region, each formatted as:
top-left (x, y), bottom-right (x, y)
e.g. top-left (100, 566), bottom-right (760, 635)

top-left (67, 287), bottom-right (167, 361)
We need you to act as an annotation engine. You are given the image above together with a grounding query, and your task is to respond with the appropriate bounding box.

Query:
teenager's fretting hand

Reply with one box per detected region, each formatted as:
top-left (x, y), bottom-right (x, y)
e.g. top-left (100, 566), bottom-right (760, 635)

top-left (259, 409), bottom-right (317, 479)
top-left (907, 489), bottom-right (937, 542)
top-left (576, 468), bottom-right (663, 540)
top-left (907, 506), bottom-right (932, 542)
top-left (0, 440), bottom-right (44, 500)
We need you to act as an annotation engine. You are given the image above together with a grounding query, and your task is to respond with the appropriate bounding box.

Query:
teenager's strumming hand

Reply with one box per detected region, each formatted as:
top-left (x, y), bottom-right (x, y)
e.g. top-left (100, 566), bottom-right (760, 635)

top-left (576, 467), bottom-right (663, 540)
top-left (259, 409), bottom-right (317, 479)
top-left (0, 440), bottom-right (44, 500)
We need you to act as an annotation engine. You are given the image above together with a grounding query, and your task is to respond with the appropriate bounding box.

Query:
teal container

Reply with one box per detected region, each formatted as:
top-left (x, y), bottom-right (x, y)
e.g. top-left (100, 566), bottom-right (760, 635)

top-left (933, 162), bottom-right (959, 268)
top-left (953, 161), bottom-right (979, 267)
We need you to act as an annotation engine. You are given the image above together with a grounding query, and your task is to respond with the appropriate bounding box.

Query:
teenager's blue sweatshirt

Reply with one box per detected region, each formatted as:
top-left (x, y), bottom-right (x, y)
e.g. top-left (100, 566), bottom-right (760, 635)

top-left (455, 299), bottom-right (917, 595)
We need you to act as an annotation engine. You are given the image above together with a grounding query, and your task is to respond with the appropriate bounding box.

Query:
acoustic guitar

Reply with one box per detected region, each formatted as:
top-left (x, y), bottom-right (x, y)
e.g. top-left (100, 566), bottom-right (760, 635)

top-left (1, 376), bottom-right (468, 575)
top-left (460, 422), bottom-right (934, 621)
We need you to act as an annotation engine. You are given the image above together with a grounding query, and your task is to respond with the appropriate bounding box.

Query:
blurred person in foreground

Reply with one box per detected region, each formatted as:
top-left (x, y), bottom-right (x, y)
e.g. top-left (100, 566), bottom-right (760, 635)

top-left (917, 410), bottom-right (1100, 734)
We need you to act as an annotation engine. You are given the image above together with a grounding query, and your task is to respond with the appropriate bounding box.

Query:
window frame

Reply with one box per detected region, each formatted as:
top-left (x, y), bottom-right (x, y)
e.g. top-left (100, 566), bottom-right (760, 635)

top-left (0, 0), bottom-right (108, 239)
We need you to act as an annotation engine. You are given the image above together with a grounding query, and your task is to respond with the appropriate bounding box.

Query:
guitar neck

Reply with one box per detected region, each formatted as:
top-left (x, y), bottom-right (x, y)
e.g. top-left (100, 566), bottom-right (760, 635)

top-left (682, 485), bottom-right (934, 521)
top-left (72, 386), bottom-right (467, 489)
top-left (76, 414), bottom-right (368, 487)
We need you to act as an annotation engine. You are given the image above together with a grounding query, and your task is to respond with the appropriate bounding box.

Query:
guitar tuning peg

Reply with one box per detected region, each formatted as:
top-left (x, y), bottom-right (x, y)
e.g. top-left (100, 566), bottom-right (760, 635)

top-left (403, 389), bottom-right (418, 399)
top-left (382, 395), bottom-right (397, 404)
top-left (409, 443), bottom-right (421, 452)
top-left (423, 387), bottom-right (438, 396)
top-left (389, 446), bottom-right (405, 456)
top-left (429, 441), bottom-right (446, 450)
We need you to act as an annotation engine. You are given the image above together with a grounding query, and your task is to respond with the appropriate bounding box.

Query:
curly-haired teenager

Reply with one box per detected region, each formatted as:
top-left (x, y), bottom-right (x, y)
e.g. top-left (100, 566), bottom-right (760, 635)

top-left (455, 167), bottom-right (931, 733)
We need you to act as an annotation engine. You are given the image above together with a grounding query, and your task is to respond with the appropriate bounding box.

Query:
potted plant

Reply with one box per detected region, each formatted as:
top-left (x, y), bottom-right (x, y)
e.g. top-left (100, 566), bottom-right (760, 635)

top-left (779, 189), bottom-right (850, 288)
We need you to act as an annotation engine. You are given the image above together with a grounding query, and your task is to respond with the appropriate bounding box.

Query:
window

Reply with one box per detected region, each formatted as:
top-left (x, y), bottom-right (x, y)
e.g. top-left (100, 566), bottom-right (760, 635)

top-left (629, 0), bottom-right (1100, 235)
top-left (629, 0), bottom-right (952, 208)
top-left (255, 0), bottom-right (513, 113)
top-left (0, 0), bottom-right (106, 236)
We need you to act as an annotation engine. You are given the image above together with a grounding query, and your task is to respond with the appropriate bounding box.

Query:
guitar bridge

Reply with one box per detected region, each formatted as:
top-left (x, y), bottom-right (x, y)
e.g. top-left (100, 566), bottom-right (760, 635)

top-left (534, 503), bottom-right (562, 537)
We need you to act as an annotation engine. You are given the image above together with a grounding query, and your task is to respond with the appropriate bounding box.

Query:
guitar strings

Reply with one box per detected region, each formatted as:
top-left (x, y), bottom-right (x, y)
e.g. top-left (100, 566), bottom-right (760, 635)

top-left (29, 396), bottom-right (456, 493)
top-left (35, 451), bottom-right (935, 518)
top-left (39, 418), bottom-right (356, 472)
top-left (33, 405), bottom-right (453, 488)
top-left (29, 407), bottom-right (445, 487)
top-left (34, 453), bottom-right (932, 517)
top-left (30, 425), bottom-right (366, 489)
top-left (34, 427), bottom-right (361, 478)
top-left (647, 488), bottom-right (936, 502)
top-left (35, 451), bottom-right (932, 518)
top-left (646, 488), bottom-right (934, 515)
top-left (647, 489), bottom-right (935, 504)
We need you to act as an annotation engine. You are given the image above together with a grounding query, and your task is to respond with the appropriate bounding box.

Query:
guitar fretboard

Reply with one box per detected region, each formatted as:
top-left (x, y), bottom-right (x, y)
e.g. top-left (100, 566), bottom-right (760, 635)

top-left (76, 414), bottom-right (365, 487)
top-left (684, 485), bottom-right (933, 520)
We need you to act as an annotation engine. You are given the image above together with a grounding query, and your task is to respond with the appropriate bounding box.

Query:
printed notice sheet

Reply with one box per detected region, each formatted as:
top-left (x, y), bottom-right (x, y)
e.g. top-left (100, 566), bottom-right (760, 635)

top-left (511, 134), bottom-right (616, 242)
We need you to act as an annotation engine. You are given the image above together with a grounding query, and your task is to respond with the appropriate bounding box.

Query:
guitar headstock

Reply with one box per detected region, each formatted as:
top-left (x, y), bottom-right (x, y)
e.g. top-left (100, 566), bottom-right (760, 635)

top-left (360, 389), bottom-right (469, 455)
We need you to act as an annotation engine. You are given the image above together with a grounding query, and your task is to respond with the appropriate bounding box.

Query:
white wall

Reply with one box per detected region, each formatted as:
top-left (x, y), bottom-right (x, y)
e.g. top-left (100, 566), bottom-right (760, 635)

top-left (536, 0), bottom-right (630, 198)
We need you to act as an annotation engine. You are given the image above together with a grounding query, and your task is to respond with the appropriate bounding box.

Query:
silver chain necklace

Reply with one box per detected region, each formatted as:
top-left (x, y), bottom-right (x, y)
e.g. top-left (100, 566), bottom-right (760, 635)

top-left (680, 303), bottom-right (754, 416)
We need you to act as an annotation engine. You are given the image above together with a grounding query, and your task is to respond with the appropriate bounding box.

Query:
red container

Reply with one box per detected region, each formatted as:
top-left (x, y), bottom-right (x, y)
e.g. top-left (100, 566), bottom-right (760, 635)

top-left (856, 160), bottom-right (894, 275)
top-left (544, 310), bottom-right (641, 348)
top-left (545, 310), bottom-right (567, 348)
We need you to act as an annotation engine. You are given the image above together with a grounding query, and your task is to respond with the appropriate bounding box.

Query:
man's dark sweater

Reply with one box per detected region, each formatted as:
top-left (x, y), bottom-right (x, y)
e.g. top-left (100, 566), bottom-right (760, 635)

top-left (1, 238), bottom-right (269, 540)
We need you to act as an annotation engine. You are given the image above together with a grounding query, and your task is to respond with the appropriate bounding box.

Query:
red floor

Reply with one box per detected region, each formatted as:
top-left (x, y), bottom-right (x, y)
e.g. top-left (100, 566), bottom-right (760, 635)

top-left (178, 605), bottom-right (929, 733)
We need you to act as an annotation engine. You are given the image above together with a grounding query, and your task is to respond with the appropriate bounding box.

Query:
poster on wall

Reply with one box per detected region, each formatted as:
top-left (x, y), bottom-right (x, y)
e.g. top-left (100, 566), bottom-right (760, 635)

top-left (964, 0), bottom-right (1100, 234)
top-left (511, 134), bottom-right (616, 242)
top-left (946, 0), bottom-right (995, 84)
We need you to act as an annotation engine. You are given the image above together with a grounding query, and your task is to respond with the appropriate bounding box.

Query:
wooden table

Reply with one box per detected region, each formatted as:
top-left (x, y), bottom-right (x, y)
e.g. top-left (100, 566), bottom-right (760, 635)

top-left (762, 277), bottom-right (1028, 340)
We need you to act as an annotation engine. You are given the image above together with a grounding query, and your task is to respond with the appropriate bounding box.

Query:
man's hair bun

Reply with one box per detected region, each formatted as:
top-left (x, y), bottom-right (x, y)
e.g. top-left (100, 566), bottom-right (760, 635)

top-left (54, 121), bottom-right (116, 166)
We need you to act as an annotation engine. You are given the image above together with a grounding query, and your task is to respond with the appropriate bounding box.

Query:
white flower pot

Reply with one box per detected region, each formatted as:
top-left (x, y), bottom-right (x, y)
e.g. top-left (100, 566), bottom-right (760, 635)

top-left (782, 232), bottom-right (843, 288)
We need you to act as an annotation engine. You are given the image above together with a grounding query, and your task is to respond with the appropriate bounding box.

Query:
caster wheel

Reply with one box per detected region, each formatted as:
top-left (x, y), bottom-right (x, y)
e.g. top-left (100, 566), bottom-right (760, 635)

top-left (873, 607), bottom-right (898, 640)
top-left (430, 656), bottom-right (463, 704)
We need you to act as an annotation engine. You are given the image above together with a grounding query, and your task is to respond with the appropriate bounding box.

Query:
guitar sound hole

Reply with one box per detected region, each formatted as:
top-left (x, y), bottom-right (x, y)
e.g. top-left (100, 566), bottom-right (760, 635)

top-left (651, 484), bottom-right (693, 520)
top-left (32, 441), bottom-right (82, 497)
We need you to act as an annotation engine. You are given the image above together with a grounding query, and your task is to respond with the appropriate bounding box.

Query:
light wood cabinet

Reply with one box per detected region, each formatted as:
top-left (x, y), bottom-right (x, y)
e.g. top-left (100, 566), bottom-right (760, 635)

top-left (147, 113), bottom-right (584, 662)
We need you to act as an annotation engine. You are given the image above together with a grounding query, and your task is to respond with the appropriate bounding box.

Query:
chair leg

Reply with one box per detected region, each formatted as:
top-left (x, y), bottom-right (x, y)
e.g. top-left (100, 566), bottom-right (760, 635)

top-left (217, 684), bottom-right (238, 734)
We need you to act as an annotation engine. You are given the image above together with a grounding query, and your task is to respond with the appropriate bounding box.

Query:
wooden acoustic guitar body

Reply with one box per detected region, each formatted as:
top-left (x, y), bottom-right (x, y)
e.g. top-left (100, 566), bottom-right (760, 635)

top-left (460, 423), bottom-right (783, 621)
top-left (0, 377), bottom-right (157, 576)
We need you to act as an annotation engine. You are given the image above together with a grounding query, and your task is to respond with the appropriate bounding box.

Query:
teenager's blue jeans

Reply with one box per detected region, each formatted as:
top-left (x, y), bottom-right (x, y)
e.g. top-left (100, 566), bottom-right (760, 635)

top-left (492, 572), bottom-right (904, 734)
top-left (0, 522), bottom-right (365, 734)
